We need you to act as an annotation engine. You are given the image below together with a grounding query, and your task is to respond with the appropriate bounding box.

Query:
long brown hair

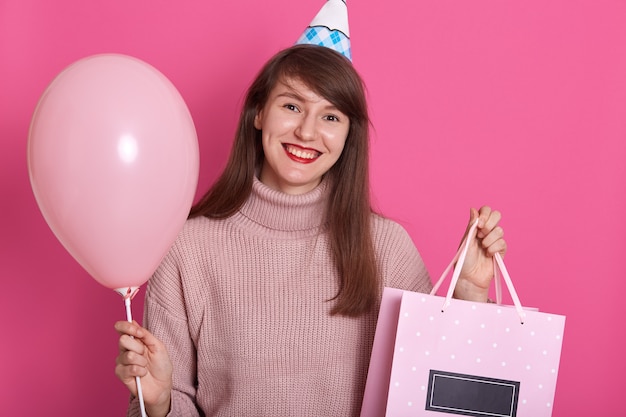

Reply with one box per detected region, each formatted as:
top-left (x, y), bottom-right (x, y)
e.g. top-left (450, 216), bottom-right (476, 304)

top-left (190, 44), bottom-right (378, 316)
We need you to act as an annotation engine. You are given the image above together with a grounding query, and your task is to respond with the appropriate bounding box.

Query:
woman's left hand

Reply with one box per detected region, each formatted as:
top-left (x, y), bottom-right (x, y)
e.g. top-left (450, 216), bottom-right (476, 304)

top-left (454, 206), bottom-right (507, 302)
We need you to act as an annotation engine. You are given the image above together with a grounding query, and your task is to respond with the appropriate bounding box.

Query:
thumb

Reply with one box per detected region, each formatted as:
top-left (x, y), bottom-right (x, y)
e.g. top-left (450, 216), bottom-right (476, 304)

top-left (464, 208), bottom-right (482, 242)
top-left (466, 207), bottom-right (480, 234)
top-left (469, 207), bottom-right (479, 223)
top-left (459, 208), bottom-right (480, 247)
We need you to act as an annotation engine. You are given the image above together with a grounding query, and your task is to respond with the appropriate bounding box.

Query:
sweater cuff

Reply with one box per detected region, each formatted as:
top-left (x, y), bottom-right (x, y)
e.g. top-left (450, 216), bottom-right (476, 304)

top-left (127, 391), bottom-right (198, 417)
top-left (167, 389), bottom-right (201, 417)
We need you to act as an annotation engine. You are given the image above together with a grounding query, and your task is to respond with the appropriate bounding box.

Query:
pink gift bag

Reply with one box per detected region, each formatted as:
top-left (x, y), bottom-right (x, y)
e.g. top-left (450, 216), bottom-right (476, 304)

top-left (361, 220), bottom-right (566, 417)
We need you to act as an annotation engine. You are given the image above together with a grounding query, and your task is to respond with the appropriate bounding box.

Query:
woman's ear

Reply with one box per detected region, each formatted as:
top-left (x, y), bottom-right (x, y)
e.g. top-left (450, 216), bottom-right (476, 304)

top-left (254, 110), bottom-right (263, 130)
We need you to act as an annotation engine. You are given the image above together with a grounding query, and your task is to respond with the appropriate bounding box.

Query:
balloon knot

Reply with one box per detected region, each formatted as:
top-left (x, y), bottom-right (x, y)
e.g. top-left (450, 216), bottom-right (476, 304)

top-left (114, 286), bottom-right (140, 300)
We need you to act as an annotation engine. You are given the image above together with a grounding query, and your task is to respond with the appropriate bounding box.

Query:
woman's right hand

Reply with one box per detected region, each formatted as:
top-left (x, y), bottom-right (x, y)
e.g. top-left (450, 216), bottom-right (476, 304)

top-left (115, 320), bottom-right (174, 417)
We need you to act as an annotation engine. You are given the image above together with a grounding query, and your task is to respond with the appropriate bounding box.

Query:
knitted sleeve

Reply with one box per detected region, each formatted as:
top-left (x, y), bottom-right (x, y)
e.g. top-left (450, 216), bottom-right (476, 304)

top-left (372, 215), bottom-right (433, 294)
top-left (126, 239), bottom-right (201, 417)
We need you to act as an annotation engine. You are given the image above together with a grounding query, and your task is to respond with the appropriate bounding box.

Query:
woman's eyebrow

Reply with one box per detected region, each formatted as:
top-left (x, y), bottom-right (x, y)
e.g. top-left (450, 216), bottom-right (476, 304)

top-left (276, 91), bottom-right (305, 101)
top-left (276, 91), bottom-right (340, 112)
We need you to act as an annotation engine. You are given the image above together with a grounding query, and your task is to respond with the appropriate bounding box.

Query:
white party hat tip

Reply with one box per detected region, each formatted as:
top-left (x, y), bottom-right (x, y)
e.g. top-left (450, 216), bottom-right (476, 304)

top-left (296, 0), bottom-right (352, 61)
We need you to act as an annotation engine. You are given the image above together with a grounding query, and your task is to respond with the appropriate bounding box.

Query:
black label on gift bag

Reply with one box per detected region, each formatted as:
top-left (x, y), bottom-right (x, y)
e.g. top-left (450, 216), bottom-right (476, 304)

top-left (425, 370), bottom-right (520, 417)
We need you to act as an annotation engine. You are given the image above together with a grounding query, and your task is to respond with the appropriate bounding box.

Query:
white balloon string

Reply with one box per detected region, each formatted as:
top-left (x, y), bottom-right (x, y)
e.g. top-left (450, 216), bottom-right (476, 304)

top-left (124, 296), bottom-right (147, 417)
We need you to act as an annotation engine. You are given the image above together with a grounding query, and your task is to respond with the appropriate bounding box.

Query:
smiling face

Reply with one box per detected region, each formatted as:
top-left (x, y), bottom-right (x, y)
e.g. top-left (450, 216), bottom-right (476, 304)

top-left (254, 76), bottom-right (350, 195)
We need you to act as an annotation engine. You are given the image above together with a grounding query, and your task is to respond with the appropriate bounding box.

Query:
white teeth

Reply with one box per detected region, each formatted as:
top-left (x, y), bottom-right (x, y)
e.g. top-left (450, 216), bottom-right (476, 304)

top-left (286, 146), bottom-right (317, 159)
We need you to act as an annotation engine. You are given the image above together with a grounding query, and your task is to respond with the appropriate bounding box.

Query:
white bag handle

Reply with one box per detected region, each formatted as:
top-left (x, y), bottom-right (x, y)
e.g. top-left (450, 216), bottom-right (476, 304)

top-left (430, 219), bottom-right (526, 323)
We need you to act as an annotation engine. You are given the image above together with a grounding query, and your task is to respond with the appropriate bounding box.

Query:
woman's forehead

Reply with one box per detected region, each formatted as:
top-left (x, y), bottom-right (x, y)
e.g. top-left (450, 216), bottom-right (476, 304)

top-left (271, 77), bottom-right (321, 100)
top-left (271, 75), bottom-right (341, 107)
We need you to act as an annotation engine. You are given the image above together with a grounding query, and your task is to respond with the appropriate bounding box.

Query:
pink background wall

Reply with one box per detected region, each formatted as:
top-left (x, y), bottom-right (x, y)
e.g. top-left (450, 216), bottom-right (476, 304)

top-left (1, 0), bottom-right (624, 415)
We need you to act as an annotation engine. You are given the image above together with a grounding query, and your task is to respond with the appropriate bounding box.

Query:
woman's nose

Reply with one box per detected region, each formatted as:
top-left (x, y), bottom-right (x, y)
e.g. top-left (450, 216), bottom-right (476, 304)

top-left (295, 114), bottom-right (318, 141)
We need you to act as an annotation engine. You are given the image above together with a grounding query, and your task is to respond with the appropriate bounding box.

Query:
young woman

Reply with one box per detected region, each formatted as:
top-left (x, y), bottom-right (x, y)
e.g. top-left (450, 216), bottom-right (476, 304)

top-left (115, 44), bottom-right (506, 417)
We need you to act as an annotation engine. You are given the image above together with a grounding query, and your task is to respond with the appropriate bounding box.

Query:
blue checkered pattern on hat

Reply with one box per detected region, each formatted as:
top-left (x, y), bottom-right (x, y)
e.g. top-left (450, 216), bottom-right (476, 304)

top-left (296, 26), bottom-right (352, 61)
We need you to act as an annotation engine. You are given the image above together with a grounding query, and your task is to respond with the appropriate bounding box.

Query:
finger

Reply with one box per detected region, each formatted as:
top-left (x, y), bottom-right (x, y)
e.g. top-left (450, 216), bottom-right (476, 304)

top-left (480, 226), bottom-right (505, 250)
top-left (477, 205), bottom-right (491, 227)
top-left (114, 320), bottom-right (145, 338)
top-left (115, 361), bottom-right (148, 383)
top-left (119, 324), bottom-right (168, 364)
top-left (484, 209), bottom-right (502, 230)
top-left (116, 348), bottom-right (149, 368)
top-left (484, 238), bottom-right (507, 257)
top-left (470, 206), bottom-right (489, 238)
top-left (477, 207), bottom-right (501, 238)
top-left (118, 333), bottom-right (147, 355)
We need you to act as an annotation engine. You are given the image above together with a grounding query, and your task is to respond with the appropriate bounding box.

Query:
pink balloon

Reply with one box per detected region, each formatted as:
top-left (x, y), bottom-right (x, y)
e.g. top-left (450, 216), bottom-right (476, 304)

top-left (28, 54), bottom-right (199, 291)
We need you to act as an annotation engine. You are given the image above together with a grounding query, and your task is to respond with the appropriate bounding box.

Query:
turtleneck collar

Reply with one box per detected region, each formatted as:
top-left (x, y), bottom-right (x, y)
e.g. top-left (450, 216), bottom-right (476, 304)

top-left (236, 177), bottom-right (329, 235)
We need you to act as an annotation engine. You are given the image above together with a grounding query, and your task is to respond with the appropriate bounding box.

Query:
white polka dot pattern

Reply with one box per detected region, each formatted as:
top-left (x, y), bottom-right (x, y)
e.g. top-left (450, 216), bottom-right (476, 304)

top-left (385, 291), bottom-right (566, 417)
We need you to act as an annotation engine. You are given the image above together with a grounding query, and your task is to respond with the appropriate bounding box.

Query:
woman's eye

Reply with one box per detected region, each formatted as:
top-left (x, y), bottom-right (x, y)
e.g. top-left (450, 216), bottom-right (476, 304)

top-left (324, 115), bottom-right (340, 122)
top-left (284, 104), bottom-right (299, 112)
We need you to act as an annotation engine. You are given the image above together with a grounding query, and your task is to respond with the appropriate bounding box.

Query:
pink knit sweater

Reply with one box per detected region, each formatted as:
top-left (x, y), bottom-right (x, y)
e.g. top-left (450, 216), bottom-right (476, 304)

top-left (128, 178), bottom-right (431, 416)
